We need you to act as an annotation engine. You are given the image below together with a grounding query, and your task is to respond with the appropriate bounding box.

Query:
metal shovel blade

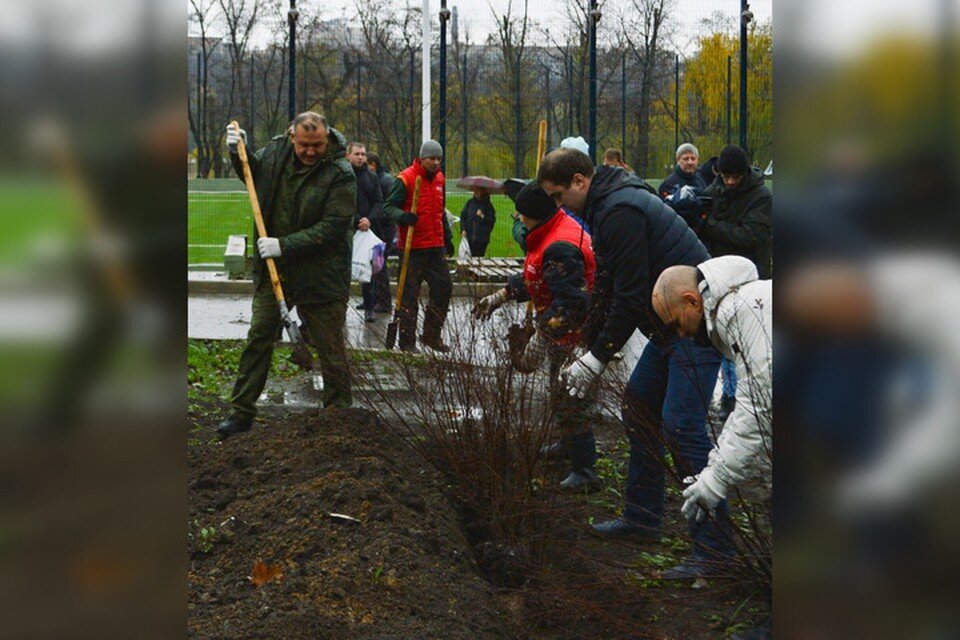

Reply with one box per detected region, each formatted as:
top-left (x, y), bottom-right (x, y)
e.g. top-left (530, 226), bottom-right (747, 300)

top-left (385, 318), bottom-right (398, 350)
top-left (279, 302), bottom-right (314, 370)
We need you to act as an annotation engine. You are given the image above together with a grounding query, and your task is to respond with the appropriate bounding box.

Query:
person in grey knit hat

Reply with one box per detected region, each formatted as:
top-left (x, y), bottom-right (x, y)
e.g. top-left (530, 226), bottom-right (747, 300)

top-left (419, 139), bottom-right (443, 159)
top-left (382, 139), bottom-right (454, 352)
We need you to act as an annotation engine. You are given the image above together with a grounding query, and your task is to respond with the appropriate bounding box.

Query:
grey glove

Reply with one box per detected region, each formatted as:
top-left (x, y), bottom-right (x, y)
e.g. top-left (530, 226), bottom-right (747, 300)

top-left (225, 125), bottom-right (247, 151)
top-left (473, 288), bottom-right (509, 320)
top-left (516, 330), bottom-right (549, 372)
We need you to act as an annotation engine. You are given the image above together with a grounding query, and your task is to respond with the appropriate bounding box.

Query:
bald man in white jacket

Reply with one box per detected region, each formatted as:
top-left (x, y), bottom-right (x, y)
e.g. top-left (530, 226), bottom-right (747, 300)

top-left (653, 255), bottom-right (772, 522)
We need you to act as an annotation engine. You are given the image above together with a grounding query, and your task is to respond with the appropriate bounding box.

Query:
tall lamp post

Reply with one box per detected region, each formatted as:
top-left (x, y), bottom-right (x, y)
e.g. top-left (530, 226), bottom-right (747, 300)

top-left (739, 0), bottom-right (753, 153)
top-left (588, 0), bottom-right (600, 165)
top-left (439, 0), bottom-right (450, 175)
top-left (288, 0), bottom-right (298, 121)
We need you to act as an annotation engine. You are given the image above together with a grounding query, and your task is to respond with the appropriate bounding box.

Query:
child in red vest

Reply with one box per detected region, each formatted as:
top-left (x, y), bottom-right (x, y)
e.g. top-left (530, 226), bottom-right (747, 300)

top-left (473, 183), bottom-right (600, 491)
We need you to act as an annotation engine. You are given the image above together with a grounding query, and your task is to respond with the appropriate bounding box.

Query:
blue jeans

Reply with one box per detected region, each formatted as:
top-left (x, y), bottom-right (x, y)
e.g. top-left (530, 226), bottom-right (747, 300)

top-left (621, 337), bottom-right (734, 560)
top-left (720, 357), bottom-right (738, 400)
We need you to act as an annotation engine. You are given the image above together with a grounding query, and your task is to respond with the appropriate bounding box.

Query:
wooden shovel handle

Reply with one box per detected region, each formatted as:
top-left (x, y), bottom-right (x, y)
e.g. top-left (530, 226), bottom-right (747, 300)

top-left (393, 176), bottom-right (423, 308)
top-left (535, 119), bottom-right (548, 174)
top-left (231, 120), bottom-right (286, 305)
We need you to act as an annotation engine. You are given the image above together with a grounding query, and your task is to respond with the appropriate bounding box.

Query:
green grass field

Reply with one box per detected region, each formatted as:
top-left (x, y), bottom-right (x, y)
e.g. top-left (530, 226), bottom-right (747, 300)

top-left (188, 176), bottom-right (771, 264)
top-left (187, 188), bottom-right (525, 264)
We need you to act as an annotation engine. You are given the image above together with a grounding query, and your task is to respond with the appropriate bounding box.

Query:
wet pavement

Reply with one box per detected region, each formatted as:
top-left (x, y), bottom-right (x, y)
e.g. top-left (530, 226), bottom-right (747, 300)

top-left (188, 292), bottom-right (647, 370)
top-left (190, 291), bottom-right (651, 414)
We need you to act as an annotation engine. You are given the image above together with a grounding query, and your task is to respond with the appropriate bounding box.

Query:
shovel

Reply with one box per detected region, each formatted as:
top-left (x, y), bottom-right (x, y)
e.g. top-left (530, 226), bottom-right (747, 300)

top-left (385, 176), bottom-right (423, 349)
top-left (231, 120), bottom-right (314, 370)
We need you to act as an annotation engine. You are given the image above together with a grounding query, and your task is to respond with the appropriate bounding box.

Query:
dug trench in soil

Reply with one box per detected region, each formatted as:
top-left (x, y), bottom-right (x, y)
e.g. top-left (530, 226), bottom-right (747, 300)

top-left (188, 407), bottom-right (516, 639)
top-left (189, 400), bottom-right (770, 638)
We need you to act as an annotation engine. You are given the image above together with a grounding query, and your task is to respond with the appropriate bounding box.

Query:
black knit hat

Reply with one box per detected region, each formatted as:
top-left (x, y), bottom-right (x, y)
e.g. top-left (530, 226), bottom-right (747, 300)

top-left (718, 145), bottom-right (751, 175)
top-left (515, 183), bottom-right (558, 221)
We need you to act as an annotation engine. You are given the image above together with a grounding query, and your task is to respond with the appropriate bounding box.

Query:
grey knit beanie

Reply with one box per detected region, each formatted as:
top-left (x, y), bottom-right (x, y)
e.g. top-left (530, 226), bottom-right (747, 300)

top-left (419, 139), bottom-right (443, 159)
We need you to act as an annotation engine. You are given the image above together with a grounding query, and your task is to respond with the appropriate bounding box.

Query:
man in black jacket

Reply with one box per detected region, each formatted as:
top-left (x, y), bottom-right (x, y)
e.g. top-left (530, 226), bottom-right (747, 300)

top-left (658, 143), bottom-right (709, 231)
top-left (701, 145), bottom-right (772, 278)
top-left (537, 148), bottom-right (734, 579)
top-left (347, 142), bottom-right (389, 320)
top-left (366, 151), bottom-right (395, 310)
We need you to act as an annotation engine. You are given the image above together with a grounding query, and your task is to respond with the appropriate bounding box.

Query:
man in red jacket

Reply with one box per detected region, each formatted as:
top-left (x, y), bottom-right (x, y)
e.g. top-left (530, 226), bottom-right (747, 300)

top-left (383, 140), bottom-right (453, 352)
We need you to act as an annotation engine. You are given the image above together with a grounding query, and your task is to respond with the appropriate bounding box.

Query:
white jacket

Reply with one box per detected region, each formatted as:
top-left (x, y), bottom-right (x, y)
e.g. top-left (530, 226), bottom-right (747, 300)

top-left (697, 256), bottom-right (773, 494)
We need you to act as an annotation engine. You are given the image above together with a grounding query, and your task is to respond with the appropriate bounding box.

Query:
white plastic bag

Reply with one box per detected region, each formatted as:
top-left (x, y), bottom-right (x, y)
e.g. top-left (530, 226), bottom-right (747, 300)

top-left (457, 236), bottom-right (472, 261)
top-left (352, 230), bottom-right (384, 283)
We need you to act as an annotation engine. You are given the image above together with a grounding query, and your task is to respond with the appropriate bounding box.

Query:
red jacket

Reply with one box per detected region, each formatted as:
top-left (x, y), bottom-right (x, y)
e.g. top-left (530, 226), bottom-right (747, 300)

top-left (523, 211), bottom-right (596, 345)
top-left (396, 159), bottom-right (445, 250)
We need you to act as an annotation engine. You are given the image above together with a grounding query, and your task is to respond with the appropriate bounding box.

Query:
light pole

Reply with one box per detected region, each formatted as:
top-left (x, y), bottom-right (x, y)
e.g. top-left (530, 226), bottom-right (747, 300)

top-left (288, 0), bottom-right (298, 121)
top-left (739, 0), bottom-right (752, 153)
top-left (439, 0), bottom-right (450, 174)
top-left (588, 0), bottom-right (600, 165)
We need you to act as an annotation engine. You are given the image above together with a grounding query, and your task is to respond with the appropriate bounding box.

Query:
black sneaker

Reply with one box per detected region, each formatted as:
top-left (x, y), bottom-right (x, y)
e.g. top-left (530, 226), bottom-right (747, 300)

top-left (540, 441), bottom-right (566, 459)
top-left (559, 470), bottom-right (600, 492)
top-left (216, 414), bottom-right (252, 439)
top-left (590, 517), bottom-right (657, 541)
top-left (356, 302), bottom-right (368, 310)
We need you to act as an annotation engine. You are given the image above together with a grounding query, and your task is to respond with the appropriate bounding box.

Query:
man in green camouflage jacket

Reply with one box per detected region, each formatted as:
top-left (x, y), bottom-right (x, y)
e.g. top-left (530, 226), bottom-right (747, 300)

top-left (217, 112), bottom-right (356, 438)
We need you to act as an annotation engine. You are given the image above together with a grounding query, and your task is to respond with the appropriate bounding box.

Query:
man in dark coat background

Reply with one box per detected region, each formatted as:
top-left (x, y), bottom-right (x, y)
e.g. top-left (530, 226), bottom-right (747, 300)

top-left (658, 142), bottom-right (709, 231)
top-left (367, 151), bottom-right (396, 310)
top-left (459, 187), bottom-right (496, 257)
top-left (701, 145), bottom-right (773, 278)
top-left (346, 142), bottom-right (389, 321)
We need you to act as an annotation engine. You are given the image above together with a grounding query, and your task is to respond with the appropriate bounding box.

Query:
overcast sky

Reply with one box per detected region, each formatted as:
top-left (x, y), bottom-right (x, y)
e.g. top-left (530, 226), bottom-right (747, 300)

top-left (236, 0), bottom-right (774, 56)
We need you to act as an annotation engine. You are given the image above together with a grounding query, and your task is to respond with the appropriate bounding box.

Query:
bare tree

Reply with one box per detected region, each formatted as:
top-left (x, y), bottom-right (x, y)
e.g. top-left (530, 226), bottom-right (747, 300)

top-left (218, 0), bottom-right (271, 147)
top-left (489, 0), bottom-right (537, 177)
top-left (188, 0), bottom-right (220, 178)
top-left (619, 0), bottom-right (674, 176)
top-left (252, 15), bottom-right (291, 140)
top-left (351, 2), bottom-right (422, 170)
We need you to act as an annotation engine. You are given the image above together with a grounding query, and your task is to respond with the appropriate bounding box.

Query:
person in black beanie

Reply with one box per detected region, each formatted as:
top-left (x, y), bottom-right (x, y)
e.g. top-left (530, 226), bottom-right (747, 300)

top-left (472, 183), bottom-right (601, 492)
top-left (702, 145), bottom-right (772, 278)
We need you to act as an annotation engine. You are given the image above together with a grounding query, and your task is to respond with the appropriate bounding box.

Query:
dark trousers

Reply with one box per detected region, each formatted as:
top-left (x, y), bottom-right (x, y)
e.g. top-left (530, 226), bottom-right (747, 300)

top-left (229, 282), bottom-right (352, 416)
top-left (621, 337), bottom-right (734, 560)
top-left (396, 247), bottom-right (452, 348)
top-left (468, 237), bottom-right (489, 258)
top-left (371, 265), bottom-right (392, 309)
top-left (548, 345), bottom-right (597, 474)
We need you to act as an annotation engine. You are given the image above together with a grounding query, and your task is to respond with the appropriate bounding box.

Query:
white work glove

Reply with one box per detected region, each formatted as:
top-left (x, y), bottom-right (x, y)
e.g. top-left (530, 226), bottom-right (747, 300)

top-left (561, 351), bottom-right (605, 398)
top-left (225, 125), bottom-right (247, 151)
top-left (473, 288), bottom-right (509, 320)
top-left (257, 237), bottom-right (282, 258)
top-left (678, 185), bottom-right (698, 202)
top-left (680, 469), bottom-right (726, 523)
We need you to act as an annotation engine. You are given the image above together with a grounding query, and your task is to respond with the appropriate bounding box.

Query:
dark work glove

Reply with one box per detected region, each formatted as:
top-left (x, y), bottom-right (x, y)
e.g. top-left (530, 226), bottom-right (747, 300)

top-left (506, 323), bottom-right (536, 371)
top-left (399, 212), bottom-right (418, 226)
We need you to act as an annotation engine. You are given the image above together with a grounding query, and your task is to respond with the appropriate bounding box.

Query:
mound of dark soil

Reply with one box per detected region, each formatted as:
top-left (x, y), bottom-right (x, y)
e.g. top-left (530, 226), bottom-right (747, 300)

top-left (188, 408), bottom-right (512, 639)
